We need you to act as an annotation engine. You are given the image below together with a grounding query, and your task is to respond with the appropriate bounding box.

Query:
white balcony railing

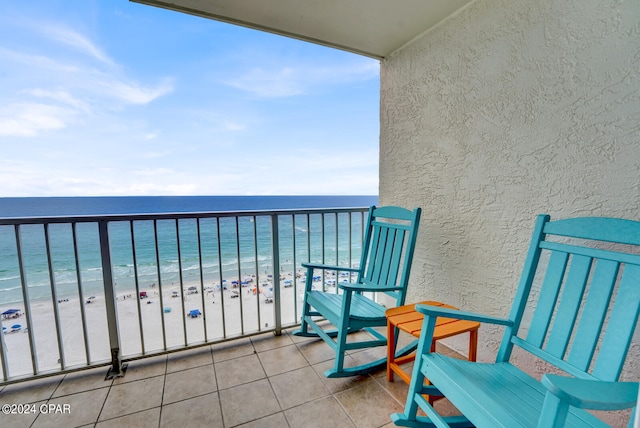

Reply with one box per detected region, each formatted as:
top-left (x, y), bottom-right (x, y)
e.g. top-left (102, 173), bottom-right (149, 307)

top-left (0, 207), bottom-right (368, 384)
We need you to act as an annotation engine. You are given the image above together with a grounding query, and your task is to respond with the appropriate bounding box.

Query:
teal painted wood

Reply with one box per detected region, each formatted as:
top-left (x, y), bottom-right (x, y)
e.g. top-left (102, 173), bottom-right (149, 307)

top-left (368, 225), bottom-right (385, 282)
top-left (545, 254), bottom-right (591, 359)
top-left (378, 229), bottom-right (395, 284)
top-left (392, 214), bottom-right (640, 427)
top-left (496, 214), bottom-right (549, 363)
top-left (526, 250), bottom-right (568, 348)
top-left (567, 259), bottom-right (618, 372)
top-left (543, 217), bottom-right (640, 246)
top-left (541, 375), bottom-right (639, 410)
top-left (593, 263), bottom-right (640, 380)
top-left (354, 206), bottom-right (376, 285)
top-left (292, 205), bottom-right (421, 378)
top-left (388, 230), bottom-right (405, 287)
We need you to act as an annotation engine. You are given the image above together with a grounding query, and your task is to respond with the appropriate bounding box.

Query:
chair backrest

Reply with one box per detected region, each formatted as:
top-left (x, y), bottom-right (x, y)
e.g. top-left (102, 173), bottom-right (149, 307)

top-left (356, 205), bottom-right (421, 307)
top-left (498, 214), bottom-right (640, 382)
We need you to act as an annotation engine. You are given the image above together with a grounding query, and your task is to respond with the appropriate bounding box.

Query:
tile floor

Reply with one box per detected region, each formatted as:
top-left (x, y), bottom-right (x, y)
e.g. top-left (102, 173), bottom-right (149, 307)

top-left (0, 328), bottom-right (461, 427)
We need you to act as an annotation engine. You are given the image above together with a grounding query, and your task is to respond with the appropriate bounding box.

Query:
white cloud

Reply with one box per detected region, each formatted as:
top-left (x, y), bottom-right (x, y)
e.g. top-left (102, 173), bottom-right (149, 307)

top-left (0, 26), bottom-right (174, 140)
top-left (132, 168), bottom-right (175, 177)
top-left (127, 182), bottom-right (200, 195)
top-left (224, 121), bottom-right (246, 131)
top-left (141, 150), bottom-right (172, 159)
top-left (100, 78), bottom-right (174, 105)
top-left (0, 103), bottom-right (75, 137)
top-left (40, 24), bottom-right (116, 67)
top-left (0, 47), bottom-right (80, 73)
top-left (224, 59), bottom-right (379, 98)
top-left (22, 88), bottom-right (89, 112)
top-left (225, 67), bottom-right (304, 97)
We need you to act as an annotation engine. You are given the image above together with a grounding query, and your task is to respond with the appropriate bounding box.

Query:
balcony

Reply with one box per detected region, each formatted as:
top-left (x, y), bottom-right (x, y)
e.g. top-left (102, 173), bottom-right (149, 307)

top-left (0, 328), bottom-right (464, 427)
top-left (0, 206), bottom-right (467, 426)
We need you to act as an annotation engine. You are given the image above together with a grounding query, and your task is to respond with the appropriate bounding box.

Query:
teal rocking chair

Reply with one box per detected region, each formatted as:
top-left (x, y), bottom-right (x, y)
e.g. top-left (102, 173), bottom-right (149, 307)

top-left (292, 205), bottom-right (421, 378)
top-left (392, 214), bottom-right (640, 427)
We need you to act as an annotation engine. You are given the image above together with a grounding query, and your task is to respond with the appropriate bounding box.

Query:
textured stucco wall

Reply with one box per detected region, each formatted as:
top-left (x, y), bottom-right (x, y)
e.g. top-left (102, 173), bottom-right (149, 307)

top-left (380, 0), bottom-right (639, 425)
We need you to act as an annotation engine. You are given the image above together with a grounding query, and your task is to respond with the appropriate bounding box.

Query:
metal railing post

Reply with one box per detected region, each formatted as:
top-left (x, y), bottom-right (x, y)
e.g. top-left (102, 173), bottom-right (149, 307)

top-left (271, 214), bottom-right (282, 335)
top-left (15, 225), bottom-right (38, 376)
top-left (99, 220), bottom-right (126, 378)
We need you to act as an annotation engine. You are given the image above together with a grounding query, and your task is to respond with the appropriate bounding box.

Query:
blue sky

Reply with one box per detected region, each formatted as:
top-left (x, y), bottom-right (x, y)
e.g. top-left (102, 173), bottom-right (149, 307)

top-left (0, 1), bottom-right (380, 196)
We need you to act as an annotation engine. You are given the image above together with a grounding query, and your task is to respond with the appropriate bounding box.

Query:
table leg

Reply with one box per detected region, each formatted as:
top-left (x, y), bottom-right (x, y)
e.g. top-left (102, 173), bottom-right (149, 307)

top-left (469, 329), bottom-right (478, 362)
top-left (387, 321), bottom-right (395, 381)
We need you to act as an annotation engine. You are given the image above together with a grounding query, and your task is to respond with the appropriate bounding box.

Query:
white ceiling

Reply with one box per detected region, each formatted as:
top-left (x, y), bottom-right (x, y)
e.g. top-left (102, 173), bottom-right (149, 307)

top-left (131, 0), bottom-right (473, 59)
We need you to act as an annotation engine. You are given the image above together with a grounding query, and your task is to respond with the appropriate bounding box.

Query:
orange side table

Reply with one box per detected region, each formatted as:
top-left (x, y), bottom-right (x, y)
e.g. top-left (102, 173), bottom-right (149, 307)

top-left (386, 301), bottom-right (480, 392)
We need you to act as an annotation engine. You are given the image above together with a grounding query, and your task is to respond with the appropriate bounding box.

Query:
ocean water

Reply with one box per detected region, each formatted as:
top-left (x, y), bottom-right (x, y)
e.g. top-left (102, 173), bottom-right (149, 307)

top-left (0, 196), bottom-right (377, 306)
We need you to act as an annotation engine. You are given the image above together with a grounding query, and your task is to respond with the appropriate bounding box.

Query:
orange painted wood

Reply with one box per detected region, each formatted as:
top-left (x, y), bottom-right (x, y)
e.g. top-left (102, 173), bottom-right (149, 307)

top-left (386, 300), bottom-right (480, 402)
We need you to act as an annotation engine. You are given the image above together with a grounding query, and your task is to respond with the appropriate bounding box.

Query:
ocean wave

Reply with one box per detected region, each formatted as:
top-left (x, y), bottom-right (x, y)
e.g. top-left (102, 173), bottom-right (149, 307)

top-left (0, 282), bottom-right (60, 293)
top-left (201, 262), bottom-right (218, 270)
top-left (26, 282), bottom-right (52, 289)
top-left (182, 263), bottom-right (202, 272)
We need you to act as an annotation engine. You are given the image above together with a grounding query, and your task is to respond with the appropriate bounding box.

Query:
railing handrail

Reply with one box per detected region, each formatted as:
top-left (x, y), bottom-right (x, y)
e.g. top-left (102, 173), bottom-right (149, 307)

top-left (0, 206), bottom-right (369, 225)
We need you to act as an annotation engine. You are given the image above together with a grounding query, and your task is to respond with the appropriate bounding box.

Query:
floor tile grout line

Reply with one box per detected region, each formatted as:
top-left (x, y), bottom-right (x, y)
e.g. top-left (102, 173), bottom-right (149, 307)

top-left (28, 375), bottom-right (65, 428)
top-left (255, 338), bottom-right (293, 428)
top-left (262, 338), bottom-right (336, 427)
top-left (95, 374), bottom-right (116, 427)
top-left (217, 341), bottom-right (261, 428)
top-left (213, 348), bottom-right (266, 392)
top-left (263, 375), bottom-right (290, 428)
top-left (159, 353), bottom-right (169, 427)
top-left (330, 385), bottom-right (359, 428)
top-left (206, 345), bottom-right (227, 428)
top-left (94, 352), bottom-right (169, 426)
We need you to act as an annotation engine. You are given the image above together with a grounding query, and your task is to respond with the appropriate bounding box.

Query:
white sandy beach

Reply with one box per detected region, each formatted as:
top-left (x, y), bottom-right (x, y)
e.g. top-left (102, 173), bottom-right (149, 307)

top-left (0, 269), bottom-right (330, 379)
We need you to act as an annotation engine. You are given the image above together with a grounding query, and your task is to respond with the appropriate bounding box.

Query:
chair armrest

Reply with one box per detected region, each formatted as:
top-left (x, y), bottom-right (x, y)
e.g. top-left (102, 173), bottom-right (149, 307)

top-left (415, 304), bottom-right (513, 327)
top-left (541, 374), bottom-right (639, 411)
top-left (301, 262), bottom-right (360, 273)
top-left (338, 282), bottom-right (403, 292)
